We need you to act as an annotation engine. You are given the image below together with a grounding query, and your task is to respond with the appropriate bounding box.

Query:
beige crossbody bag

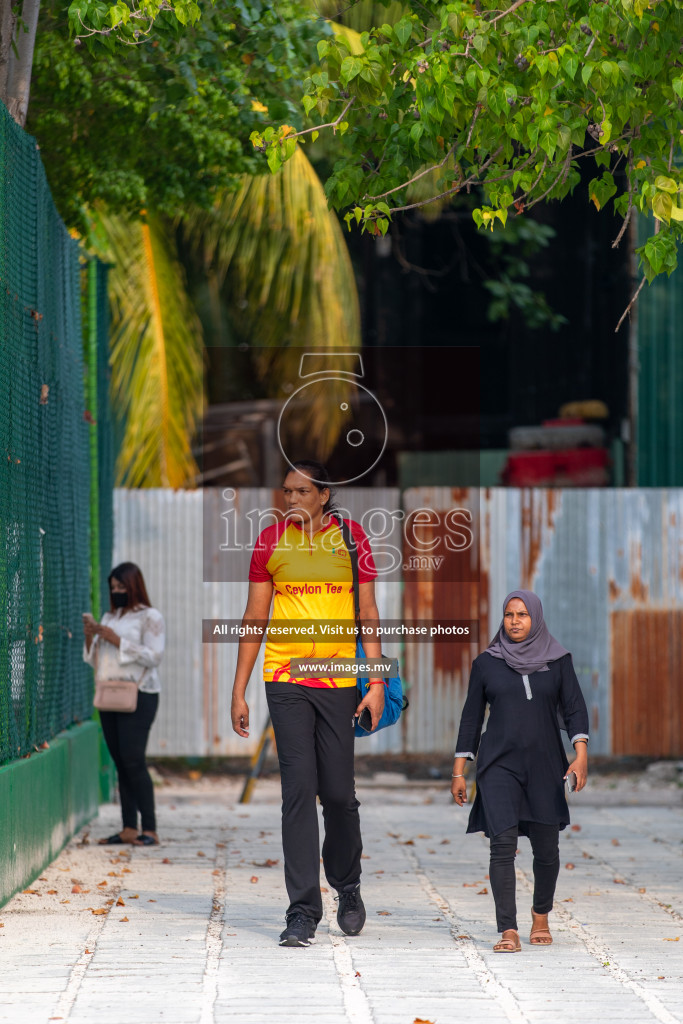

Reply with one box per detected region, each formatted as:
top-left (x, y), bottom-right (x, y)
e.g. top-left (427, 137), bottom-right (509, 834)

top-left (92, 641), bottom-right (139, 713)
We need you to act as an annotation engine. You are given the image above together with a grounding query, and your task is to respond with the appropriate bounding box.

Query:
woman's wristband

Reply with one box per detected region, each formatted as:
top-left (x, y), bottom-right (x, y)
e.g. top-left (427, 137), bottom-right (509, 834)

top-left (368, 679), bottom-right (385, 685)
top-left (452, 774), bottom-right (465, 778)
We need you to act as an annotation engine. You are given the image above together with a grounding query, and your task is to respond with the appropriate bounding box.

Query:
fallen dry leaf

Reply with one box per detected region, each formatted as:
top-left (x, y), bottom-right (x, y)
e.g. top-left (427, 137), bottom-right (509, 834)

top-left (321, 887), bottom-right (329, 893)
top-left (401, 839), bottom-right (415, 846)
top-left (22, 889), bottom-right (39, 895)
top-left (161, 858), bottom-right (171, 865)
top-left (197, 851), bottom-right (206, 857)
top-left (663, 937), bottom-right (680, 942)
top-left (122, 868), bottom-right (132, 873)
top-left (417, 834), bottom-right (432, 839)
top-left (477, 888), bottom-right (488, 895)
top-left (60, 900), bottom-right (70, 905)
top-left (105, 900), bottom-right (114, 906)
top-left (563, 898), bottom-right (574, 903)
top-left (250, 876), bottom-right (259, 884)
top-left (374, 870), bottom-right (385, 875)
top-left (638, 888), bottom-right (647, 893)
top-left (97, 882), bottom-right (108, 888)
top-left (611, 838), bottom-right (621, 846)
top-left (148, 899), bottom-right (157, 902)
top-left (0, 923), bottom-right (4, 927)
top-left (188, 770), bottom-right (202, 781)
top-left (414, 1018), bottom-right (436, 1024)
top-left (212, 869), bottom-right (221, 876)
top-left (116, 898), bottom-right (125, 907)
top-left (387, 832), bottom-right (400, 839)
top-left (47, 889), bottom-right (57, 895)
top-left (253, 859), bottom-right (279, 868)
top-left (354, 970), bottom-right (361, 977)
top-left (91, 909), bottom-right (107, 916)
top-left (613, 878), bottom-right (626, 885)
top-left (376, 911), bottom-right (392, 916)
top-left (582, 851), bottom-right (593, 859)
top-left (108, 872), bottom-right (118, 877)
top-left (571, 824), bottom-right (581, 832)
top-left (84, 949), bottom-right (92, 955)
top-left (658, 976), bottom-right (666, 979)
top-left (432, 918), bottom-right (442, 922)
top-left (456, 934), bottom-right (469, 939)
top-left (130, 895), bottom-right (139, 899)
top-left (440, 839), bottom-right (450, 845)
top-left (119, 916), bottom-right (129, 922)
top-left (216, 842), bottom-right (226, 848)
top-left (565, 863), bottom-right (575, 870)
top-left (427, 849), bottom-right (436, 854)
top-left (39, 877), bottom-right (47, 882)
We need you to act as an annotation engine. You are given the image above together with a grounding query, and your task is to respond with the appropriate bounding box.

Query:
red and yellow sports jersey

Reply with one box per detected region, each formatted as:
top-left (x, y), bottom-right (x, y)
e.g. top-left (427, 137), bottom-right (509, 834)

top-left (249, 516), bottom-right (377, 688)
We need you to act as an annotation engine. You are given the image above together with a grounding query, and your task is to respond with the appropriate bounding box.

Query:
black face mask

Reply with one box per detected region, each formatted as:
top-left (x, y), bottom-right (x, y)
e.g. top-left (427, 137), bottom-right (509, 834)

top-left (111, 592), bottom-right (129, 608)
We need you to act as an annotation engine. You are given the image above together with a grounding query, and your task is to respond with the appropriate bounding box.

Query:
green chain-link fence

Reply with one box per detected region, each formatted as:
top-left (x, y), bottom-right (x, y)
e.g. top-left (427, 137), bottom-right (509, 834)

top-left (0, 102), bottom-right (112, 765)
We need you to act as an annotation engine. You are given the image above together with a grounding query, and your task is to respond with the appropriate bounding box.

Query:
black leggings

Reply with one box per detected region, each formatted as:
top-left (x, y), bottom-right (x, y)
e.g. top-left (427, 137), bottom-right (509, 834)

top-left (100, 692), bottom-right (159, 833)
top-left (489, 823), bottom-right (560, 932)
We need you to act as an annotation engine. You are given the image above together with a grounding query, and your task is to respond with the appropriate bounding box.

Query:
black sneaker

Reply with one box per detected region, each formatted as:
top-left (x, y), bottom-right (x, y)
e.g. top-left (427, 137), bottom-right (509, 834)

top-left (336, 883), bottom-right (366, 936)
top-left (279, 913), bottom-right (317, 947)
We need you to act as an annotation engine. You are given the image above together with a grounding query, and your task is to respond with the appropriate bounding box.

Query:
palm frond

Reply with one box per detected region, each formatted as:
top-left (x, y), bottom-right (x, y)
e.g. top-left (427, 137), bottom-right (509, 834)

top-left (308, 0), bottom-right (407, 32)
top-left (93, 210), bottom-right (204, 487)
top-left (185, 147), bottom-right (361, 459)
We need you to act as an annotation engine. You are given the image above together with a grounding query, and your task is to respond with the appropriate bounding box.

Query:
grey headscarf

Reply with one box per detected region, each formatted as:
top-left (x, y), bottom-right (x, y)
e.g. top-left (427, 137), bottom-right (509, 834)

top-left (486, 589), bottom-right (569, 674)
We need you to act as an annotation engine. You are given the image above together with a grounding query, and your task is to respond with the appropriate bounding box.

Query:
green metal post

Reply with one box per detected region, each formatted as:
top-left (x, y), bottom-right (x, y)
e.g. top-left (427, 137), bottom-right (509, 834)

top-left (86, 260), bottom-right (114, 802)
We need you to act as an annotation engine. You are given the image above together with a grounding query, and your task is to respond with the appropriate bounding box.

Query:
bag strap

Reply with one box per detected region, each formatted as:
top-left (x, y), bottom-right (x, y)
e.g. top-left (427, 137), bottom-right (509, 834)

top-left (335, 515), bottom-right (361, 624)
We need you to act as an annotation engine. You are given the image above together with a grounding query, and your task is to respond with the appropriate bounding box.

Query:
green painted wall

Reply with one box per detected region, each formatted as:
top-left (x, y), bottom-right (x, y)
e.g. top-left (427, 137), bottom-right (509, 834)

top-left (0, 721), bottom-right (99, 907)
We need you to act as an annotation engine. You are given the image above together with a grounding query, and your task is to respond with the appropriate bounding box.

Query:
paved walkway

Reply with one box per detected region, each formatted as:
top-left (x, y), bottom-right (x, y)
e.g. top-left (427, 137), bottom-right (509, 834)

top-left (1, 777), bottom-right (682, 1024)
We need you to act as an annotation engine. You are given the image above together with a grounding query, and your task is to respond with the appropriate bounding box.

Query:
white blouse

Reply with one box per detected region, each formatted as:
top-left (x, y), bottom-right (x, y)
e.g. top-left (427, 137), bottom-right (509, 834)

top-left (83, 606), bottom-right (165, 694)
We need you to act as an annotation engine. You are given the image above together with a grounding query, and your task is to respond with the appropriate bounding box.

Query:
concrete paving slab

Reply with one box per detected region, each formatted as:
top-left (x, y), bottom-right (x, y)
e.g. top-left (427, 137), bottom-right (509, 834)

top-left (0, 776), bottom-right (682, 1024)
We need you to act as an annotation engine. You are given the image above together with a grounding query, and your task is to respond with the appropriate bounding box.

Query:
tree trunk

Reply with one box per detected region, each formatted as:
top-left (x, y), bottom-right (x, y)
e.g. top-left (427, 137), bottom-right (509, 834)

top-left (0, 1), bottom-right (18, 107)
top-left (2, 0), bottom-right (40, 127)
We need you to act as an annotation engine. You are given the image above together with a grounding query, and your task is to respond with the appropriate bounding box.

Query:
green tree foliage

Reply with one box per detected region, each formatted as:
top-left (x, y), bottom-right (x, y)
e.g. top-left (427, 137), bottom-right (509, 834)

top-left (28, 2), bottom-right (362, 486)
top-left (254, 0), bottom-right (683, 287)
top-left (29, 0), bottom-right (327, 228)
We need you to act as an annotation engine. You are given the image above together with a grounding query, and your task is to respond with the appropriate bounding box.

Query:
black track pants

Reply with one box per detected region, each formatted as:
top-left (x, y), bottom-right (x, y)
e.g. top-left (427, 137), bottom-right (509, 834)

top-left (266, 682), bottom-right (362, 923)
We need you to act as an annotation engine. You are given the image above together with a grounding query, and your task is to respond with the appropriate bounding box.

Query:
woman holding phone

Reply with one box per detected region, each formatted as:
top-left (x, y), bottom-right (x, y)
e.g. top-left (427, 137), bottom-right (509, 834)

top-left (231, 460), bottom-right (384, 948)
top-left (83, 562), bottom-right (165, 846)
top-left (452, 590), bottom-right (589, 951)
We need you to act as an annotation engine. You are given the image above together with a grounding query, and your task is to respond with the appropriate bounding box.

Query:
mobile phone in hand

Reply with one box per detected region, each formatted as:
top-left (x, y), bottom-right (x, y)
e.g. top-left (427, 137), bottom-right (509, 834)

top-left (357, 707), bottom-right (373, 733)
top-left (565, 770), bottom-right (577, 793)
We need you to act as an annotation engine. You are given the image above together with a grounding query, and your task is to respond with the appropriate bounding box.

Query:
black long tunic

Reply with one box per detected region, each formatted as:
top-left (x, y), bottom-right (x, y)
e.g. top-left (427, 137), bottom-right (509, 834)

top-left (455, 652), bottom-right (589, 838)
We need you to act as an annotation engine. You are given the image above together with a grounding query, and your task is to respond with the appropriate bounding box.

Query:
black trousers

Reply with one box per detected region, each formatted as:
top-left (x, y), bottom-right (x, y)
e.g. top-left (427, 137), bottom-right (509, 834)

top-left (266, 682), bottom-right (362, 923)
top-left (489, 823), bottom-right (560, 932)
top-left (100, 692), bottom-right (159, 833)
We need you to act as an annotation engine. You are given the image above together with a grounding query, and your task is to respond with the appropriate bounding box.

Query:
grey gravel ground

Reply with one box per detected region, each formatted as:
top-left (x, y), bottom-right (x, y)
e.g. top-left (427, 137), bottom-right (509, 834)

top-left (1, 773), bottom-right (682, 1024)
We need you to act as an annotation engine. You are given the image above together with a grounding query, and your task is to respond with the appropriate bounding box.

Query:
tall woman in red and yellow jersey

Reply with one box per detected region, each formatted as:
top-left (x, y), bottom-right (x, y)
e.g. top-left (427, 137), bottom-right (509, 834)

top-left (231, 460), bottom-right (384, 948)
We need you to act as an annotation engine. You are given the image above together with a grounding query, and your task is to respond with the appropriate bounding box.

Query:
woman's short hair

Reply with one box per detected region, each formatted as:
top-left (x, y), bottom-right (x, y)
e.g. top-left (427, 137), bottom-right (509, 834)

top-left (108, 562), bottom-right (152, 612)
top-left (288, 460), bottom-right (337, 514)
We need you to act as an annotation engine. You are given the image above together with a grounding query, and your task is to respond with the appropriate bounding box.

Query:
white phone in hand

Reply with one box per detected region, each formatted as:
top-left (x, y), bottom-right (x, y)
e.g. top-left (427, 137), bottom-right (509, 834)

top-left (565, 770), bottom-right (577, 793)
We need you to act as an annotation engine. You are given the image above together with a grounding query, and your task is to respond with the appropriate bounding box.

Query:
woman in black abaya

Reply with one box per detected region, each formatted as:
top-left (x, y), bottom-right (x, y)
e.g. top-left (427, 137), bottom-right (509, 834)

top-left (451, 590), bottom-right (589, 952)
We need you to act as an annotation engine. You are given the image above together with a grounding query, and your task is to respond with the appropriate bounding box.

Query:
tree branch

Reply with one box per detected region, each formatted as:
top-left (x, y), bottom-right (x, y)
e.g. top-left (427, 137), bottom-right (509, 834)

top-left (285, 96), bottom-right (355, 141)
top-left (615, 276), bottom-right (646, 333)
top-left (488, 0), bottom-right (532, 27)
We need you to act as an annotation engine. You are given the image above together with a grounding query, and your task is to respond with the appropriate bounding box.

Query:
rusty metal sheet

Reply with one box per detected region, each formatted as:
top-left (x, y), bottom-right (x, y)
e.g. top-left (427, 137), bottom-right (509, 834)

top-left (115, 487), bottom-right (683, 758)
top-left (611, 609), bottom-right (683, 756)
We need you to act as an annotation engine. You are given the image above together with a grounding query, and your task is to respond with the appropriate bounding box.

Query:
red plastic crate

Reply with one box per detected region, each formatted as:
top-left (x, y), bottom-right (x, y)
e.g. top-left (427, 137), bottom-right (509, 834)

top-left (502, 448), bottom-right (609, 487)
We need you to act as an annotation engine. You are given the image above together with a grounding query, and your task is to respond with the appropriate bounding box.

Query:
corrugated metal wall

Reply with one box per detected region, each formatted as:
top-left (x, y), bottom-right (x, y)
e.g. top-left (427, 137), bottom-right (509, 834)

top-left (113, 488), bottom-right (683, 758)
